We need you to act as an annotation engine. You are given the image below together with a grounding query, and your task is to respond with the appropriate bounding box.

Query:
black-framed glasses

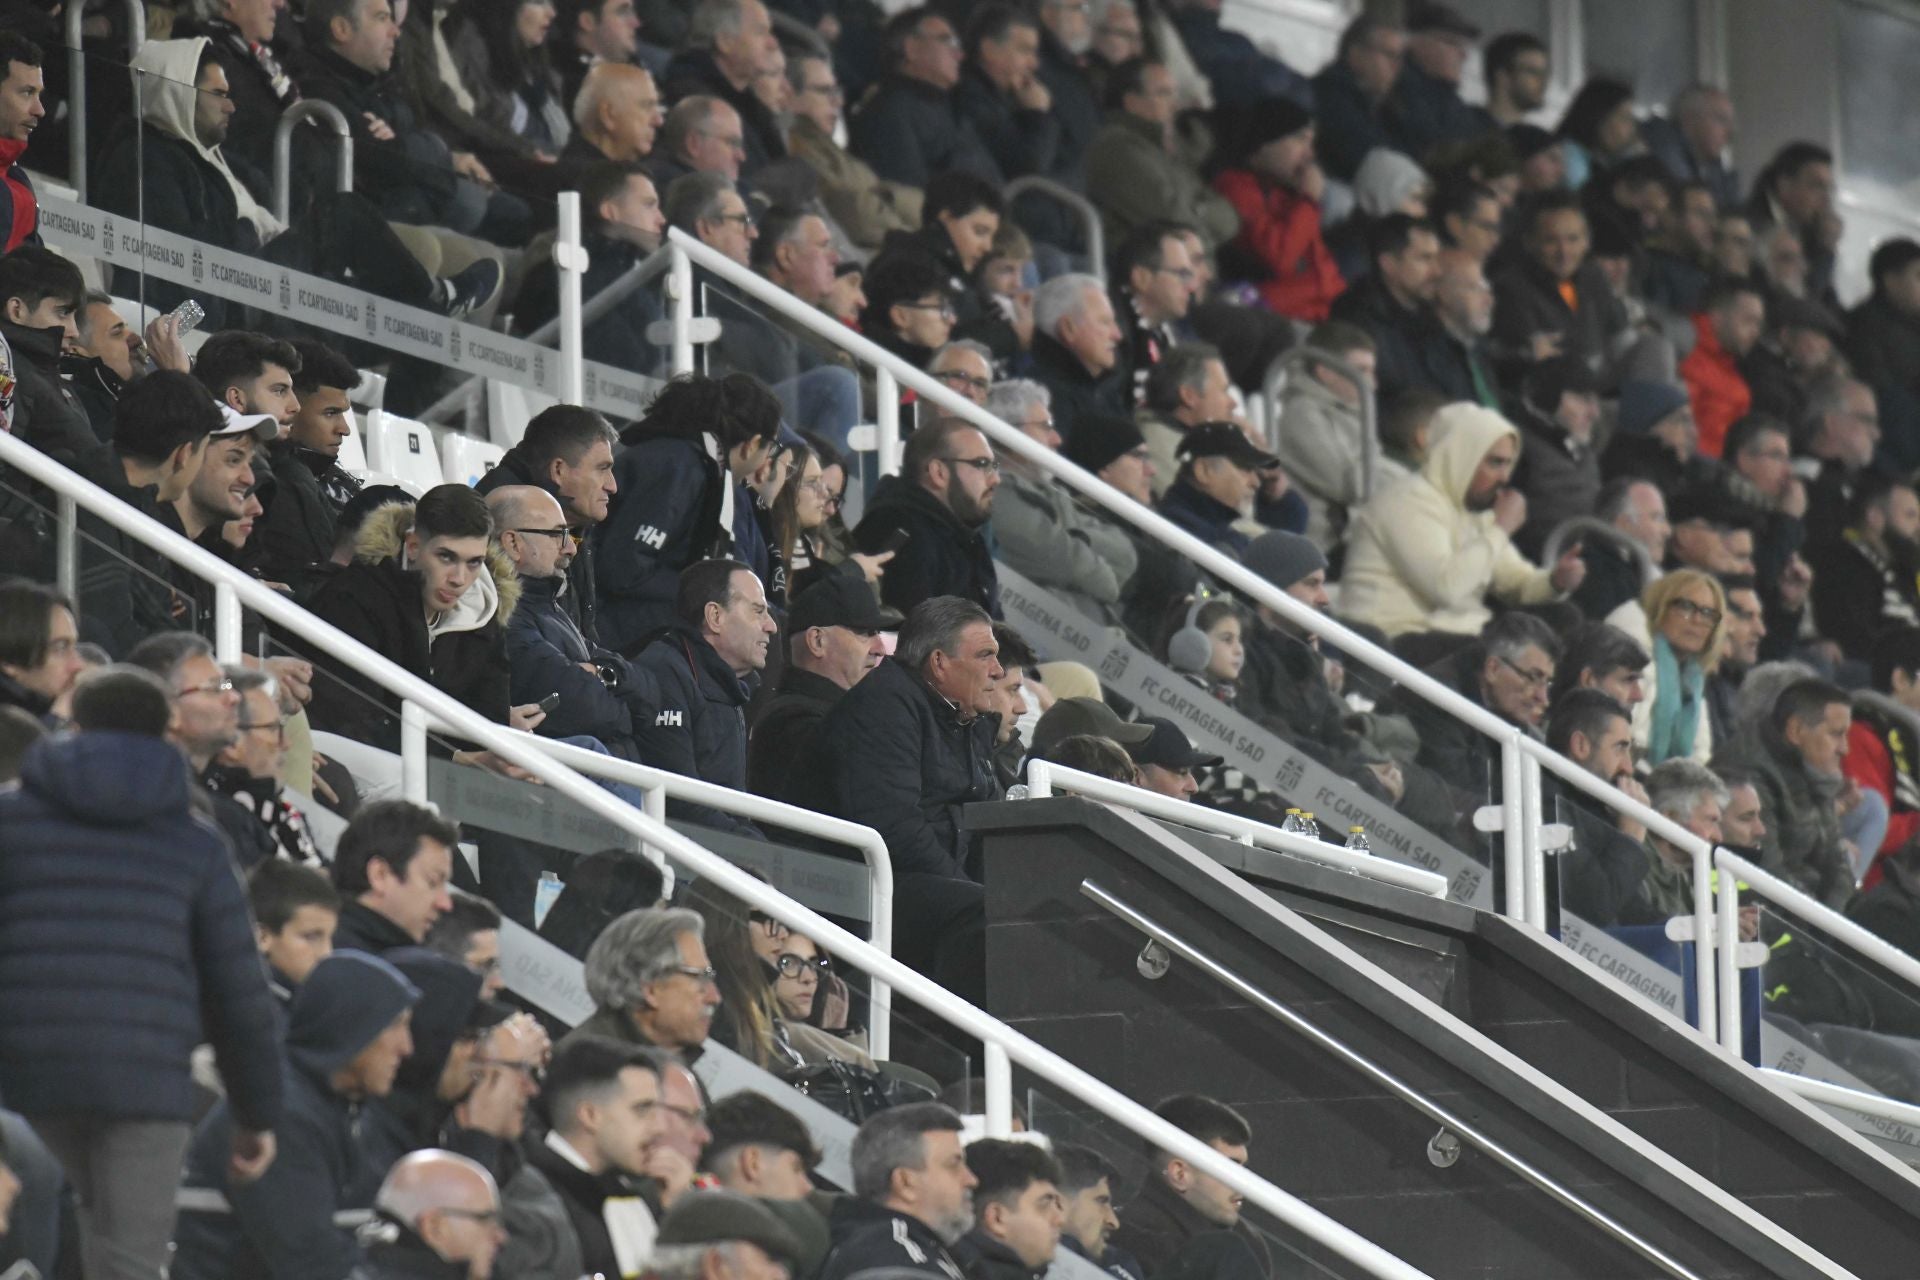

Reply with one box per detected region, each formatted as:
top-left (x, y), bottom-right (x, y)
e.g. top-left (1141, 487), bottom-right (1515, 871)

top-left (511, 527), bottom-right (571, 540)
top-left (177, 678), bottom-right (236, 699)
top-left (236, 718), bottom-right (288, 742)
top-left (713, 211), bottom-right (754, 228)
top-left (822, 489), bottom-right (846, 511)
top-left (941, 455), bottom-right (1001, 474)
top-left (1495, 654), bottom-right (1552, 691)
top-left (748, 910), bottom-right (791, 939)
top-left (897, 299), bottom-right (957, 319)
top-left (1668, 598), bottom-right (1723, 625)
top-left (774, 952), bottom-right (832, 979)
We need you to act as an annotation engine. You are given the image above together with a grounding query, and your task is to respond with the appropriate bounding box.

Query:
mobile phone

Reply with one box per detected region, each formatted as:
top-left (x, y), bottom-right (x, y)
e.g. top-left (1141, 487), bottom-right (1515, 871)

top-left (537, 691), bottom-right (562, 714)
top-left (881, 528), bottom-right (911, 554)
top-left (169, 298), bottom-right (206, 335)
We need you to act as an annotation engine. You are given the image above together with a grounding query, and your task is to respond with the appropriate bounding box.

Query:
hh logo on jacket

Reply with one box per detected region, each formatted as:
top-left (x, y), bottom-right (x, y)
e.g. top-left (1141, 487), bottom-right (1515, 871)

top-left (634, 525), bottom-right (668, 550)
top-left (655, 710), bottom-right (684, 727)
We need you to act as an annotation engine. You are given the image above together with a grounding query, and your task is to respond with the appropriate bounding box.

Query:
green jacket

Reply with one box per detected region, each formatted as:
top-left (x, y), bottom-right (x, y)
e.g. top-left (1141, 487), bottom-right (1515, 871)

top-left (1085, 111), bottom-right (1239, 253)
top-left (990, 466), bottom-right (1139, 623)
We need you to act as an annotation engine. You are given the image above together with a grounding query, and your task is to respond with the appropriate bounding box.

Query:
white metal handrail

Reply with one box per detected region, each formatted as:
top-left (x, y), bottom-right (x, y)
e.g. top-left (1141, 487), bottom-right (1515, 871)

top-left (1758, 1069), bottom-right (1920, 1134)
top-left (0, 428), bottom-right (1429, 1280)
top-left (1002, 176), bottom-right (1107, 285)
top-left (411, 725), bottom-right (897, 1058)
top-left (271, 100), bottom-right (354, 226)
top-left (1024, 759), bottom-right (1450, 898)
top-left (65, 0), bottom-right (148, 205)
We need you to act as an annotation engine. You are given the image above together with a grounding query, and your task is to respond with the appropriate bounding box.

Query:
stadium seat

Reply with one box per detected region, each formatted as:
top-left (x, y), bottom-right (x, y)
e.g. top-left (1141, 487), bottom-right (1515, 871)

top-left (485, 378), bottom-right (555, 449)
top-left (442, 433), bottom-right (505, 488)
top-left (361, 409), bottom-right (446, 493)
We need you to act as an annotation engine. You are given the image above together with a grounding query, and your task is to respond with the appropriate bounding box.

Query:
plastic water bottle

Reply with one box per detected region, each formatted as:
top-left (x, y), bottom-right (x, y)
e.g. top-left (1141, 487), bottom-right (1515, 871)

top-left (1345, 826), bottom-right (1371, 854)
top-left (533, 870), bottom-right (564, 929)
top-left (1303, 811), bottom-right (1321, 840)
top-left (1281, 808), bottom-right (1306, 835)
top-left (1005, 784), bottom-right (1031, 801)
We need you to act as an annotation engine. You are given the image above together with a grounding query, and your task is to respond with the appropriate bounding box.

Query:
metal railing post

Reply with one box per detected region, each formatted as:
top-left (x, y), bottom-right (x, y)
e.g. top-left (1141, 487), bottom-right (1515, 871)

top-left (271, 100), bottom-right (354, 225)
top-left (1500, 735), bottom-right (1526, 922)
top-left (55, 495), bottom-right (78, 605)
top-left (670, 245), bottom-right (695, 376)
top-left (213, 582), bottom-right (241, 663)
top-left (1026, 760), bottom-right (1053, 798)
top-left (556, 191), bottom-right (586, 406)
top-left (401, 701), bottom-right (429, 803)
top-left (1690, 841), bottom-right (1717, 1040)
top-left (65, 0), bottom-right (148, 205)
top-left (1520, 753), bottom-right (1547, 930)
top-left (1716, 851), bottom-right (1742, 1054)
top-left (1002, 177), bottom-right (1106, 284)
top-left (983, 1042), bottom-right (1013, 1138)
top-left (875, 368), bottom-right (901, 477)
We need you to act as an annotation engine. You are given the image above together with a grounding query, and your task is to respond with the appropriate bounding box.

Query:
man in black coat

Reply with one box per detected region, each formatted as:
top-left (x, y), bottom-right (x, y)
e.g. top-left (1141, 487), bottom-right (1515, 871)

top-left (1028, 273), bottom-right (1127, 444)
top-left (955, 1140), bottom-right (1066, 1280)
top-left (1548, 690), bottom-right (1656, 928)
top-left (0, 668), bottom-right (284, 1280)
top-left (630, 558), bottom-right (777, 836)
top-left (1491, 192), bottom-right (1632, 391)
top-left (854, 420), bottom-right (1005, 618)
top-left (1847, 237), bottom-right (1920, 474)
top-left (848, 7), bottom-right (1002, 188)
top-left (329, 800), bottom-right (464, 954)
top-left (953, 8), bottom-right (1063, 213)
top-left (1110, 1096), bottom-right (1271, 1280)
top-left (354, 1150), bottom-right (509, 1280)
top-left (0, 245), bottom-right (110, 482)
top-left (258, 338), bottom-right (365, 600)
top-left (1329, 215), bottom-right (1451, 405)
top-left (660, 0), bottom-right (785, 177)
top-left (747, 569), bottom-right (896, 807)
top-left (818, 1103), bottom-right (976, 1280)
top-left (817, 597), bottom-right (1001, 998)
top-left (1312, 16), bottom-right (1407, 183)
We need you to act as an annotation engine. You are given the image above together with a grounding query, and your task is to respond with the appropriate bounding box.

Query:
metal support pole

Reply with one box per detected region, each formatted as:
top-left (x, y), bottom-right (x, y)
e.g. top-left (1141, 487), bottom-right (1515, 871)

top-left (55, 495), bottom-right (78, 605)
top-left (271, 100), bottom-right (353, 224)
top-left (875, 369), bottom-right (900, 478)
top-left (556, 191), bottom-right (586, 406)
top-left (669, 246), bottom-right (695, 376)
top-left (213, 582), bottom-right (241, 664)
top-left (67, 0), bottom-right (150, 204)
top-left (983, 1042), bottom-right (1013, 1138)
top-left (1500, 735), bottom-right (1525, 922)
top-left (401, 701), bottom-right (429, 803)
top-left (1716, 852), bottom-right (1742, 1054)
top-left (1691, 842), bottom-right (1717, 1040)
top-left (1520, 754), bottom-right (1546, 930)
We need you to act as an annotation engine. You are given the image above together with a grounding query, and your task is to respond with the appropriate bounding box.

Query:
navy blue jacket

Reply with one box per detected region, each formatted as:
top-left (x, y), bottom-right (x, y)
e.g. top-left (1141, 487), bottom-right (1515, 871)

top-left (852, 475), bottom-right (1003, 619)
top-left (629, 623), bottom-right (760, 836)
top-left (174, 951), bottom-right (421, 1280)
top-left (0, 733), bottom-right (283, 1129)
top-left (1169, 9), bottom-right (1312, 109)
top-left (506, 572), bottom-right (656, 758)
top-left (1387, 61), bottom-right (1493, 160)
top-left (1311, 61), bottom-right (1400, 182)
top-left (1156, 479), bottom-right (1250, 557)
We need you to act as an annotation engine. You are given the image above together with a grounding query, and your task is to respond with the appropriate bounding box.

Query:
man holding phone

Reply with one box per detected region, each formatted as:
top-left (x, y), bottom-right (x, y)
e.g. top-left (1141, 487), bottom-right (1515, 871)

top-left (853, 421), bottom-right (1004, 618)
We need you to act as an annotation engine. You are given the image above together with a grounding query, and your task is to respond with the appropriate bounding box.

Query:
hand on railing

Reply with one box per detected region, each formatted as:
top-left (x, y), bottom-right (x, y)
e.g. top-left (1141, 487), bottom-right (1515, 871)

top-left (452, 748), bottom-right (539, 781)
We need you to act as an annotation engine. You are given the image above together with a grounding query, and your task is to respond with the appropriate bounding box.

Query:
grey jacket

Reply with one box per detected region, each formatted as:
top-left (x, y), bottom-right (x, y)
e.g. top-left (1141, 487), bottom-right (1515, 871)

top-left (1271, 374), bottom-right (1375, 553)
top-left (990, 466), bottom-right (1139, 623)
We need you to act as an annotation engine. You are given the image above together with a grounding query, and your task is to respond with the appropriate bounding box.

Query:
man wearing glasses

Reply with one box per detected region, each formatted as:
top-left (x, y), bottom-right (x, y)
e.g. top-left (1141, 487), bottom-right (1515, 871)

top-left (361, 1150), bottom-right (508, 1280)
top-left (853, 421), bottom-right (1004, 618)
top-left (1111, 221), bottom-right (1197, 409)
top-left (205, 665), bottom-right (326, 867)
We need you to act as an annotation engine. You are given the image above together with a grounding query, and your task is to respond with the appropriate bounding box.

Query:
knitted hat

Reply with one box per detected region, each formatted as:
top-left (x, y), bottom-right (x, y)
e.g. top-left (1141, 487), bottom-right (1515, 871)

top-left (288, 951), bottom-right (422, 1076)
top-left (1062, 414), bottom-right (1147, 474)
top-left (1615, 380), bottom-right (1691, 435)
top-left (1234, 96), bottom-right (1314, 161)
top-left (1241, 530), bottom-right (1328, 591)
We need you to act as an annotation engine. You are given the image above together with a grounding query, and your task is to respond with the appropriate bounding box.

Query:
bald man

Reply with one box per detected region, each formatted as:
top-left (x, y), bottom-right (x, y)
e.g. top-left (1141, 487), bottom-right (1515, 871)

top-left (363, 1150), bottom-right (506, 1280)
top-left (566, 63), bottom-right (666, 168)
top-left (489, 486), bottom-right (653, 761)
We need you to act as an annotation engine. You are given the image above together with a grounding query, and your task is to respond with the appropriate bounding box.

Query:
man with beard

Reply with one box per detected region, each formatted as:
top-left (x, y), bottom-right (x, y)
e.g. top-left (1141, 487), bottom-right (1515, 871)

top-left (1549, 689), bottom-right (1655, 927)
top-left (1809, 474), bottom-right (1920, 664)
top-left (1431, 248), bottom-right (1501, 407)
top-left (854, 422), bottom-right (1004, 618)
top-left (1329, 215), bottom-right (1443, 406)
top-left (818, 1104), bottom-right (978, 1280)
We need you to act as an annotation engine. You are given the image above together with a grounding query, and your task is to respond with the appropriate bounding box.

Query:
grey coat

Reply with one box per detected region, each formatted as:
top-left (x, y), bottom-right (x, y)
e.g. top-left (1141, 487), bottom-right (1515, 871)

top-left (990, 467), bottom-right (1139, 623)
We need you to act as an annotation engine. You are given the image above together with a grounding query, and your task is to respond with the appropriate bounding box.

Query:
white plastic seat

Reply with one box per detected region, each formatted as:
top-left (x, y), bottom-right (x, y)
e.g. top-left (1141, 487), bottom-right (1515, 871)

top-left (442, 433), bottom-right (505, 488)
top-left (362, 410), bottom-right (446, 493)
top-left (336, 409), bottom-right (371, 476)
top-left (486, 379), bottom-right (556, 449)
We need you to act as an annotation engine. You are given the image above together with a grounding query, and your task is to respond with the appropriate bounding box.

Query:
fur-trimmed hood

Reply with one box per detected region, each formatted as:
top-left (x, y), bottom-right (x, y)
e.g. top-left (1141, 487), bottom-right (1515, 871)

top-left (351, 500), bottom-right (522, 629)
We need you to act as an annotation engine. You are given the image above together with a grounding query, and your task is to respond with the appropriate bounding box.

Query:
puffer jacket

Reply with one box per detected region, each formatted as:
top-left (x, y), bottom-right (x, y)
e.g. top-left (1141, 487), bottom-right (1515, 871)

top-left (1712, 721), bottom-right (1853, 911)
top-left (305, 501), bottom-right (520, 749)
top-left (1270, 371), bottom-right (1374, 552)
top-left (1340, 403), bottom-right (1560, 638)
top-left (990, 466), bottom-right (1138, 624)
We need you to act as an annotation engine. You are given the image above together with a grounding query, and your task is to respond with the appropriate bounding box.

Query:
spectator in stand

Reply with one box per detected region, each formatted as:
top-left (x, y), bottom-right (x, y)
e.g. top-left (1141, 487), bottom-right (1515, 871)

top-left (1166, 0), bottom-right (1309, 110)
top-left (1342, 403), bottom-right (1582, 645)
top-left (785, 52), bottom-right (923, 251)
top-left (1329, 214), bottom-right (1443, 404)
top-left (1549, 689), bottom-right (1656, 927)
top-left (958, 1141), bottom-right (1065, 1280)
top-left (204, 666), bottom-right (324, 867)
top-left (858, 250), bottom-right (959, 370)
top-left (498, 1036), bottom-right (667, 1280)
top-left (1137, 343), bottom-right (1236, 499)
top-left (61, 292), bottom-right (160, 441)
top-left (1746, 142), bottom-right (1841, 305)
top-left (1388, 4), bottom-right (1488, 158)
top-left (554, 0), bottom-right (644, 107)
top-left (651, 1190), bottom-right (808, 1280)
top-left (1643, 85), bottom-right (1738, 210)
top-left (1809, 474), bottom-right (1920, 662)
top-left (1615, 760), bottom-right (1729, 927)
top-left (1680, 278), bottom-right (1767, 459)
top-left (0, 245), bottom-right (106, 480)
top-left (1553, 76), bottom-right (1638, 193)
top-left (1491, 191), bottom-right (1632, 392)
top-left (1067, 416), bottom-right (1204, 641)
top-left (1848, 627), bottom-right (1920, 872)
top-left (1642, 181), bottom-right (1721, 318)
top-left (570, 908), bottom-right (721, 1055)
top-left (989, 378), bottom-right (1139, 624)
top-left (174, 951), bottom-right (418, 1280)
top-left (1481, 31), bottom-right (1548, 129)
top-left (0, 581), bottom-right (82, 726)
top-left (326, 799), bottom-right (462, 952)
top-left (1509, 356), bottom-right (1605, 555)
top-left (1052, 1143), bottom-right (1136, 1280)
top-left (1713, 678), bottom-right (1858, 908)
top-left (1271, 323), bottom-right (1378, 554)
top-left (257, 339), bottom-right (363, 600)
top-left (1130, 718), bottom-right (1221, 802)
top-left (701, 1094), bottom-right (819, 1200)
top-left (1032, 0), bottom-right (1104, 171)
top-left (850, 7), bottom-right (999, 188)
top-left (1845, 237), bottom-right (1920, 473)
top-left (1112, 222), bottom-right (1199, 409)
top-left (0, 666), bottom-right (283, 1280)
top-left (1720, 413), bottom-right (1810, 614)
top-left (1156, 422), bottom-right (1276, 557)
top-left (1550, 621), bottom-right (1649, 711)
top-left (926, 340), bottom-right (996, 419)
top-left (1110, 1094), bottom-right (1268, 1280)
top-left (817, 1104), bottom-right (977, 1280)
top-left (661, 0), bottom-right (785, 175)
top-left (1312, 16), bottom-right (1407, 183)
top-left (250, 859), bottom-right (342, 1003)
top-left (442, 0), bottom-right (573, 156)
top-left (955, 5), bottom-right (1063, 198)
top-left (1434, 183), bottom-right (1503, 268)
top-left (853, 421), bottom-right (1004, 617)
top-left (1573, 478), bottom-right (1671, 620)
top-left (598, 373), bottom-right (780, 652)
top-left (629, 558), bottom-right (777, 835)
top-left (1607, 569), bottom-right (1727, 767)
top-left (1087, 0), bottom-right (1145, 92)
top-left (424, 890), bottom-right (506, 998)
top-left (1420, 250), bottom-right (1500, 409)
top-left (1703, 575), bottom-right (1764, 744)
top-left (818, 598), bottom-right (1002, 998)
top-left (1085, 58), bottom-right (1239, 254)
top-left (652, 99), bottom-right (749, 190)
top-left (164, 395), bottom-right (272, 557)
top-left (477, 404), bottom-right (620, 644)
top-left (528, 163), bottom-right (666, 371)
top-left (1029, 273), bottom-right (1127, 442)
top-left (566, 63), bottom-right (663, 169)
top-left (1210, 97), bottom-right (1343, 324)
top-left (358, 1151), bottom-right (507, 1280)
top-left (1793, 374), bottom-right (1879, 549)
top-left (875, 173), bottom-right (1018, 365)
top-left (0, 34), bottom-right (44, 256)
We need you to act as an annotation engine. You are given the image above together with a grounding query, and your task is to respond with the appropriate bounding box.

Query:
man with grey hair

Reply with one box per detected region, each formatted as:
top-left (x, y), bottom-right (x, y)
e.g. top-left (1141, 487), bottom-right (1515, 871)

top-left (654, 96), bottom-right (748, 188)
top-left (567, 62), bottom-right (665, 168)
top-left (928, 339), bottom-right (996, 413)
top-left (1029, 272), bottom-right (1126, 441)
top-left (819, 598), bottom-right (1004, 998)
top-left (818, 1103), bottom-right (976, 1280)
top-left (359, 1150), bottom-right (506, 1280)
top-left (1138, 342), bottom-right (1235, 498)
top-left (1798, 374), bottom-right (1880, 549)
top-left (205, 664), bottom-right (325, 868)
top-left (663, 0), bottom-right (784, 175)
top-left (988, 378), bottom-right (1139, 623)
top-left (1632, 759), bottom-right (1731, 925)
top-left (571, 907), bottom-right (721, 1054)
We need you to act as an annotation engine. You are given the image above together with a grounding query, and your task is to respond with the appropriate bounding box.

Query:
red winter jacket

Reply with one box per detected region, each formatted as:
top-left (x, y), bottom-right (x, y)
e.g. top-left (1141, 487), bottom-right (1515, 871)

top-left (1680, 311), bottom-right (1751, 458)
top-left (1844, 718), bottom-right (1920, 891)
top-left (1210, 167), bottom-right (1344, 322)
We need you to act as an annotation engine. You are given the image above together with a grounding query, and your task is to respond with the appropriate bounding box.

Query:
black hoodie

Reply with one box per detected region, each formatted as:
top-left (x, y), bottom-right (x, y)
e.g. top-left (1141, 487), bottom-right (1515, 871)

top-left (851, 475), bottom-right (1002, 619)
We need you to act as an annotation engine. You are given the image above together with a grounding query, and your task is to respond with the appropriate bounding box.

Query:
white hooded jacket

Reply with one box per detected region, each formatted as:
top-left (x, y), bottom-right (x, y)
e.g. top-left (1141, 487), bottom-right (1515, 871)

top-left (133, 37), bottom-right (287, 244)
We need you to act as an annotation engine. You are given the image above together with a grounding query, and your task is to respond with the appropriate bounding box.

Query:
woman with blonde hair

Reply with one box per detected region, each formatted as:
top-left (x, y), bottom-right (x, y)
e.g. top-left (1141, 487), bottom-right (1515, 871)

top-left (1606, 568), bottom-right (1728, 766)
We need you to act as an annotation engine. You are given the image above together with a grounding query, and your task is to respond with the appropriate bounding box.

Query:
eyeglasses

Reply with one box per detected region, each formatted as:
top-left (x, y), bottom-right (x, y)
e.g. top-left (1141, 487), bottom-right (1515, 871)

top-left (236, 718), bottom-right (288, 742)
top-left (643, 1101), bottom-right (709, 1126)
top-left (941, 455), bottom-right (1001, 474)
top-left (665, 963), bottom-right (719, 985)
top-left (898, 299), bottom-right (957, 319)
top-left (472, 1056), bottom-right (545, 1083)
top-left (822, 489), bottom-right (845, 511)
top-left (748, 909), bottom-right (791, 939)
top-left (713, 211), bottom-right (754, 229)
top-left (1668, 598), bottom-right (1723, 624)
top-left (177, 677), bottom-right (236, 699)
top-left (511, 527), bottom-right (572, 540)
top-left (774, 952), bottom-right (832, 978)
top-left (935, 370), bottom-right (991, 392)
top-left (1495, 654), bottom-right (1553, 691)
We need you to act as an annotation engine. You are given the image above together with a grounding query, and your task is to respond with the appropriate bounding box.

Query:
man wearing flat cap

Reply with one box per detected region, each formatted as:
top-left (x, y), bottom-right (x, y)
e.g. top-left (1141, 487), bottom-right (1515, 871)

top-left (1156, 423), bottom-right (1281, 557)
top-left (1389, 3), bottom-right (1494, 159)
top-left (1028, 697), bottom-right (1156, 768)
top-left (646, 1189), bottom-right (804, 1280)
top-left (748, 570), bottom-right (899, 807)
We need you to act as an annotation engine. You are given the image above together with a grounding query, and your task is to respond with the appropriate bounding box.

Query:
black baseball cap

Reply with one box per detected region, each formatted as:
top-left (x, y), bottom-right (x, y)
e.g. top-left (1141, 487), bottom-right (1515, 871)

top-left (1132, 716), bottom-right (1224, 771)
top-left (788, 571), bottom-right (902, 634)
top-left (1176, 422), bottom-right (1280, 471)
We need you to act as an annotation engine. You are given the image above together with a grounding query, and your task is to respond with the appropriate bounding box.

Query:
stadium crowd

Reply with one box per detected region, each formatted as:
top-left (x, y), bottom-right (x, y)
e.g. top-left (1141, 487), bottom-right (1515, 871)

top-left (9, 0), bottom-right (1920, 1275)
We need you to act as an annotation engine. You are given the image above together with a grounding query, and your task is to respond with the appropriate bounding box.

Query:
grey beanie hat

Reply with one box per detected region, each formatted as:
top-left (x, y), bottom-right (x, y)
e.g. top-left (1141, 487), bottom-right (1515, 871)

top-left (1242, 530), bottom-right (1329, 590)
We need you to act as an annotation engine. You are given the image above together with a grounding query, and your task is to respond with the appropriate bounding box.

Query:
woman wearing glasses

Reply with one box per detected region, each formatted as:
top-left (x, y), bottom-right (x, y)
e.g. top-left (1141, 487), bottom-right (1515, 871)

top-left (1607, 569), bottom-right (1728, 767)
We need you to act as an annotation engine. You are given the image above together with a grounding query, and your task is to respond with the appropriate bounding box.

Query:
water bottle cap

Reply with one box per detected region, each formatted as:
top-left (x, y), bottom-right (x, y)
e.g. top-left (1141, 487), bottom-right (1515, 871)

top-left (1302, 812), bottom-right (1314, 819)
top-left (1349, 826), bottom-right (1364, 833)
top-left (1285, 807), bottom-right (1301, 815)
